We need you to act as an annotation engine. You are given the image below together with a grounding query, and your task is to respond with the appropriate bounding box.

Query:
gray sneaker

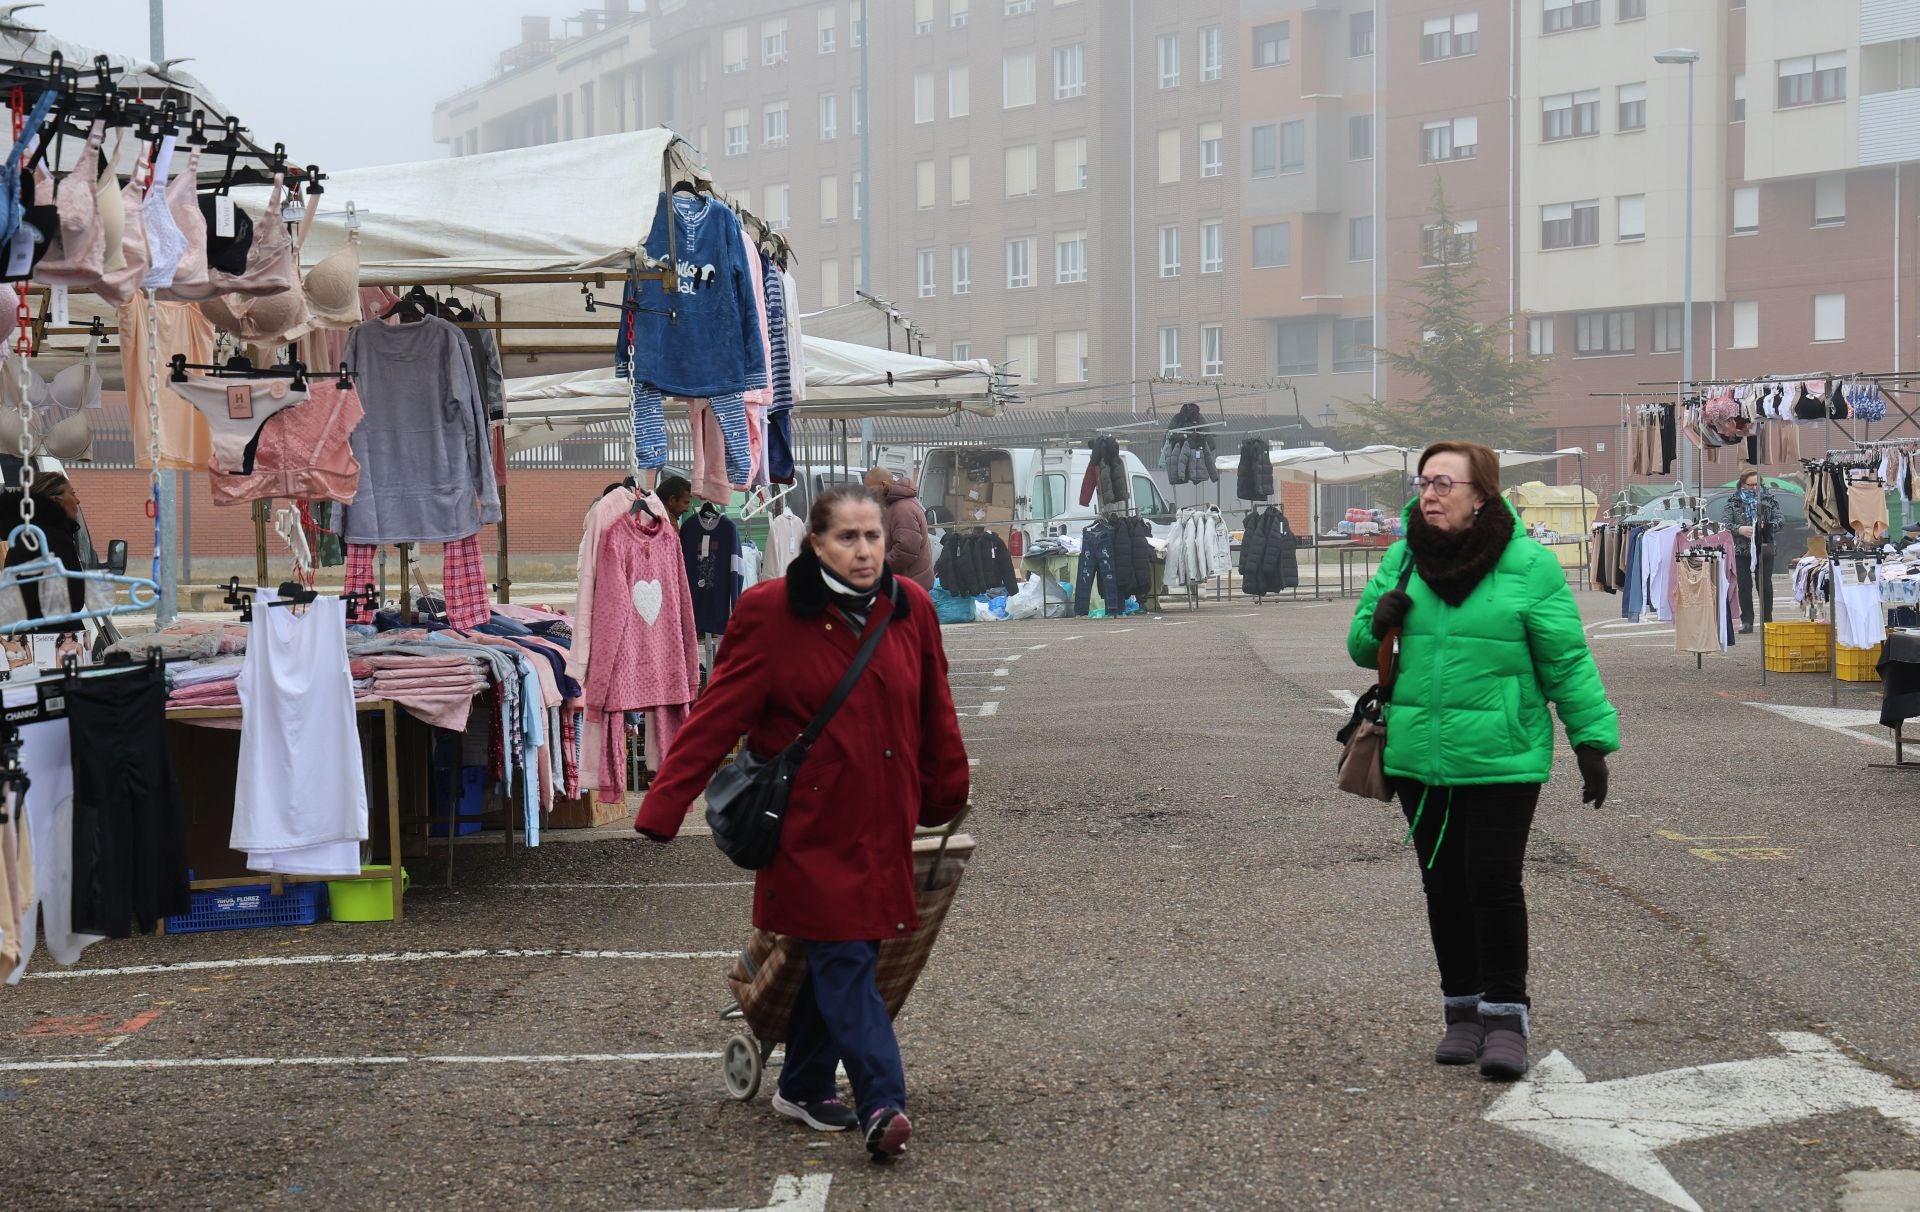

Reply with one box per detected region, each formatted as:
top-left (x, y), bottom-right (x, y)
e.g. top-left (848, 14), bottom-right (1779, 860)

top-left (772, 1092), bottom-right (858, 1132)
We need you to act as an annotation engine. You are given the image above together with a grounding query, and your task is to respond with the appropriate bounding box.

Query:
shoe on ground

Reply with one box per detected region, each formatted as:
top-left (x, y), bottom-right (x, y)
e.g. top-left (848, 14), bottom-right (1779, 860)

top-left (1434, 1003), bottom-right (1484, 1066)
top-left (772, 1092), bottom-right (858, 1132)
top-left (865, 1106), bottom-right (912, 1159)
top-left (1479, 1013), bottom-right (1529, 1081)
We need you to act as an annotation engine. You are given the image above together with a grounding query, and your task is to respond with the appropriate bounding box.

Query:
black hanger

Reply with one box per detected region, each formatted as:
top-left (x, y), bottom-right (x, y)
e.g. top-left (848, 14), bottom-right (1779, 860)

top-left (382, 286), bottom-right (435, 323)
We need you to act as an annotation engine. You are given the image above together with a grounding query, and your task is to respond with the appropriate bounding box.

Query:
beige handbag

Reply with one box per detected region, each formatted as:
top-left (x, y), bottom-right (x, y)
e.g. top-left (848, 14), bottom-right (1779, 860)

top-left (1336, 564), bottom-right (1413, 802)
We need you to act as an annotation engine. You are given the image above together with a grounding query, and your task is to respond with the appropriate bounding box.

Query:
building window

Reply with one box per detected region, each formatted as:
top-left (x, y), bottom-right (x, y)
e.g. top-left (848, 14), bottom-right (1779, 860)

top-left (951, 154), bottom-right (972, 206)
top-left (1651, 305), bottom-right (1683, 352)
top-left (949, 67), bottom-right (970, 117)
top-left (916, 159), bottom-right (936, 209)
top-left (1006, 0), bottom-right (1034, 13)
top-left (1527, 316), bottom-right (1554, 356)
top-left (1201, 325), bottom-right (1225, 377)
top-left (1004, 51), bottom-right (1037, 108)
top-left (1055, 330), bottom-right (1089, 384)
top-left (1542, 90), bottom-right (1599, 141)
top-left (1199, 26), bottom-right (1223, 81)
top-left (1351, 10), bottom-right (1375, 56)
top-left (1421, 12), bottom-right (1479, 61)
top-left (819, 175), bottom-right (838, 224)
top-left (762, 18), bottom-right (788, 64)
top-left (1422, 219), bottom-right (1478, 264)
top-left (952, 243), bottom-right (972, 294)
top-left (917, 249), bottom-right (937, 298)
top-left (1778, 53), bottom-right (1846, 108)
top-left (1005, 238), bottom-right (1033, 289)
top-left (1159, 33), bottom-right (1181, 89)
top-left (1200, 220), bottom-right (1224, 273)
top-left (1252, 222), bottom-right (1291, 268)
top-left (1158, 326), bottom-right (1182, 377)
top-left (1574, 309), bottom-right (1635, 355)
top-left (914, 72), bottom-right (935, 124)
top-left (1814, 174), bottom-right (1846, 226)
top-left (724, 107), bottom-right (749, 156)
top-left (1158, 128), bottom-right (1182, 184)
top-left (724, 26), bottom-right (749, 73)
top-left (1251, 124), bottom-right (1278, 177)
top-left (1730, 300), bottom-right (1758, 349)
top-left (1253, 21), bottom-right (1290, 68)
top-left (817, 7), bottom-right (836, 53)
top-left (1543, 0), bottom-right (1600, 34)
top-left (1617, 194), bottom-right (1646, 241)
top-left (1054, 137), bottom-right (1088, 191)
top-left (1056, 230), bottom-right (1088, 284)
top-left (852, 170), bottom-right (863, 218)
top-left (818, 93), bottom-right (838, 140)
top-left (849, 0), bottom-right (864, 46)
top-left (1200, 122), bottom-right (1224, 178)
top-left (1731, 73), bottom-right (1746, 122)
top-left (1349, 215), bottom-right (1374, 261)
top-left (914, 0), bottom-right (934, 35)
top-left (1619, 0), bottom-right (1645, 17)
top-left (953, 340), bottom-right (972, 361)
top-left (1333, 318), bottom-right (1373, 372)
top-left (853, 85), bottom-right (865, 134)
top-left (763, 101), bottom-right (790, 146)
top-left (1617, 82), bottom-right (1646, 131)
top-left (951, 0), bottom-right (970, 28)
top-left (1159, 225), bottom-right (1181, 277)
top-left (1348, 114), bottom-right (1374, 160)
top-left (1005, 144), bottom-right (1038, 197)
top-left (762, 183), bottom-right (790, 230)
top-left (1814, 292), bottom-right (1846, 341)
top-left (1278, 120), bottom-right (1306, 173)
top-left (1054, 44), bottom-right (1087, 100)
top-left (819, 258), bottom-right (840, 308)
top-left (1275, 319), bottom-right (1317, 375)
top-left (1541, 200), bottom-right (1600, 249)
top-left (1732, 185), bottom-right (1759, 234)
top-left (1007, 334), bottom-right (1038, 384)
top-left (1422, 116), bottom-right (1478, 162)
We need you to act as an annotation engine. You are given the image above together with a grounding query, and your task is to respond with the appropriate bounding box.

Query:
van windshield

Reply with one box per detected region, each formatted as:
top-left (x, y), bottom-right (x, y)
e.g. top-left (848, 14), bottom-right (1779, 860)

top-left (1133, 475), bottom-right (1172, 521)
top-left (1035, 473), bottom-right (1068, 519)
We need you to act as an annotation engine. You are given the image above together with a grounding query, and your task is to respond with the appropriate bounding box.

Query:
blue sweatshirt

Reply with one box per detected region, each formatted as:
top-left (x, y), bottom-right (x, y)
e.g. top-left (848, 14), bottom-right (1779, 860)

top-left (680, 511), bottom-right (742, 636)
top-left (615, 192), bottom-right (767, 398)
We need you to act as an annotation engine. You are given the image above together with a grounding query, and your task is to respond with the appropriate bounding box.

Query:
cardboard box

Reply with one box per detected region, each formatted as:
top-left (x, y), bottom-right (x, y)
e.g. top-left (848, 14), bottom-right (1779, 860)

top-left (961, 503), bottom-right (1016, 524)
top-left (990, 483), bottom-right (1016, 508)
top-left (988, 457), bottom-right (1014, 485)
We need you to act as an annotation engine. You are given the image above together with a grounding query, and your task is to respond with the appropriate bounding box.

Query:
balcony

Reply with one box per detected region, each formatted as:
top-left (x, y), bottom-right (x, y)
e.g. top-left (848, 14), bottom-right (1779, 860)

top-left (1859, 88), bottom-right (1920, 166)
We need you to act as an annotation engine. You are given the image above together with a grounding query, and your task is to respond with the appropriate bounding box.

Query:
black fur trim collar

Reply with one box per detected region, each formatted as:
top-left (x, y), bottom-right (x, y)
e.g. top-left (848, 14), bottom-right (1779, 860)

top-left (785, 545), bottom-right (908, 619)
top-left (1405, 501), bottom-right (1515, 606)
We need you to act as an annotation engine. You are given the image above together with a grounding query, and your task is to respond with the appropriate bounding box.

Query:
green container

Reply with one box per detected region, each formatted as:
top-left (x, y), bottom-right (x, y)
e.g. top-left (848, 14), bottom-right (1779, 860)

top-left (326, 866), bottom-right (409, 922)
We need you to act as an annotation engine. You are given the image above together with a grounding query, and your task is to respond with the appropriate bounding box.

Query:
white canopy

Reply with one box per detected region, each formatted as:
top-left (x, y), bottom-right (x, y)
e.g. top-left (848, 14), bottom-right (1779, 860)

top-left (800, 297), bottom-right (926, 350)
top-left (1216, 445), bottom-right (1585, 482)
top-left (1, 25), bottom-right (235, 119)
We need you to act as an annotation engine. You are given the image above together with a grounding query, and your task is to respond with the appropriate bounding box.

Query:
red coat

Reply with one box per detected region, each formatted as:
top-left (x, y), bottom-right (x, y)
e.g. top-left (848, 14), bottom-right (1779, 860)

top-left (635, 553), bottom-right (971, 940)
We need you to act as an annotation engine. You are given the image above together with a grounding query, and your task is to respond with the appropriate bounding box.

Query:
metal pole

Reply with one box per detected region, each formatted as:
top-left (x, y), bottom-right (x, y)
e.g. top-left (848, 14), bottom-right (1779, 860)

top-left (1128, 0), bottom-right (1138, 415)
top-left (857, 0), bottom-right (871, 296)
top-left (149, 0), bottom-right (164, 59)
top-left (1681, 57), bottom-right (1696, 498)
top-left (150, 0), bottom-right (179, 625)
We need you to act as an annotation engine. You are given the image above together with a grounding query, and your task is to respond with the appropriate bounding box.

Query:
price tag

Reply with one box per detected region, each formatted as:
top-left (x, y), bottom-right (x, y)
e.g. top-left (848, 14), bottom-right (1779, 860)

top-left (214, 195), bottom-right (236, 238)
top-left (48, 284), bottom-right (67, 328)
top-left (226, 384), bottom-right (254, 421)
top-left (5, 225), bottom-right (34, 278)
top-left (700, 536), bottom-right (711, 559)
top-left (281, 200), bottom-right (302, 223)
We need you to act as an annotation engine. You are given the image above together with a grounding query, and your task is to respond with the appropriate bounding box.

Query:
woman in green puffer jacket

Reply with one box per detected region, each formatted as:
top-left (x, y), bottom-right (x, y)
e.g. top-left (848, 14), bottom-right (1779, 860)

top-left (1348, 441), bottom-right (1619, 1082)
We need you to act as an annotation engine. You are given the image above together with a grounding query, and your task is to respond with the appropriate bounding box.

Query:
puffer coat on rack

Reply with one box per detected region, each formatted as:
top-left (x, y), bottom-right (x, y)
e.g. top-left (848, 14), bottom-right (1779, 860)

top-left (1236, 438), bottom-right (1274, 501)
top-left (1240, 508), bottom-right (1301, 595)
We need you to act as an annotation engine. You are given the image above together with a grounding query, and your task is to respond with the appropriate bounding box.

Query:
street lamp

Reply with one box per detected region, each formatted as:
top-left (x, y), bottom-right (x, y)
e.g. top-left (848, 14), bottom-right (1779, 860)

top-left (1655, 47), bottom-right (1700, 496)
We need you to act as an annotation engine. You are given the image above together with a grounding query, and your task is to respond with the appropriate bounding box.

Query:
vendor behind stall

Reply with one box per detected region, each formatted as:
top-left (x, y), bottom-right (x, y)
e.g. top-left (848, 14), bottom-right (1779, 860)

top-left (0, 472), bottom-right (87, 626)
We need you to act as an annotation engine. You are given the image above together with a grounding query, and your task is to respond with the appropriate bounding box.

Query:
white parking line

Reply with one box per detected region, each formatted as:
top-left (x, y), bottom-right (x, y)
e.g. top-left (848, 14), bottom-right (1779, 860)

top-left (1110, 627), bottom-right (1134, 634)
top-left (1027, 643), bottom-right (1049, 650)
top-left (947, 668), bottom-right (1010, 677)
top-left (957, 702), bottom-right (1000, 717)
top-left (0, 1051), bottom-right (724, 1074)
top-left (28, 948), bottom-right (738, 981)
top-left (497, 883), bottom-right (752, 891)
top-left (1597, 629), bottom-right (1676, 640)
top-left (949, 655), bottom-right (1020, 662)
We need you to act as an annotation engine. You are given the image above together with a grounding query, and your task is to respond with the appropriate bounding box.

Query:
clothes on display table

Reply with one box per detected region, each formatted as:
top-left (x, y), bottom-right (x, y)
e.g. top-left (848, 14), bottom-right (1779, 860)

top-left (1239, 507), bottom-right (1302, 596)
top-left (1164, 507), bottom-right (1228, 592)
top-left (340, 315), bottom-right (501, 546)
top-left (1078, 435), bottom-right (1127, 510)
top-left (682, 509), bottom-right (743, 636)
top-left (1798, 557), bottom-right (1894, 649)
top-left (231, 593), bottom-right (368, 876)
top-left (205, 379), bottom-right (364, 506)
top-left (935, 528), bottom-right (1019, 599)
top-left (1235, 437), bottom-right (1274, 502)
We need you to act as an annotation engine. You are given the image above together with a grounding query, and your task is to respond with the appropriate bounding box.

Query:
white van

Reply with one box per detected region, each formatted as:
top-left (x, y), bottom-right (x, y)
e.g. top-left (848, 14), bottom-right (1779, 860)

top-left (874, 445), bottom-right (1176, 555)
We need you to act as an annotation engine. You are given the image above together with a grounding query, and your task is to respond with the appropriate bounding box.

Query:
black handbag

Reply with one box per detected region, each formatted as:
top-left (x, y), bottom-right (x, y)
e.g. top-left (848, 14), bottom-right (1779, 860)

top-left (706, 583), bottom-right (901, 870)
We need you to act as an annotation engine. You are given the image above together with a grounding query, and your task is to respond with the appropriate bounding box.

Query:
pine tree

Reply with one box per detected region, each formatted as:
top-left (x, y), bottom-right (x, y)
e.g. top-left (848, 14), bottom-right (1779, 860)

top-left (1343, 183), bottom-right (1552, 451)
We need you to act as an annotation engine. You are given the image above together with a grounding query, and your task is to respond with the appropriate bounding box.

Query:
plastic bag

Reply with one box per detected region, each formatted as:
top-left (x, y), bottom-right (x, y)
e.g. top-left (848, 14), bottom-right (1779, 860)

top-left (1004, 575), bottom-right (1046, 621)
top-left (930, 579), bottom-right (976, 625)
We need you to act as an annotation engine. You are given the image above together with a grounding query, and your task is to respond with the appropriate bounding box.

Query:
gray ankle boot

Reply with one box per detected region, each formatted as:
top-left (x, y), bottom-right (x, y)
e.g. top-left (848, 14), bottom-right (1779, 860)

top-left (1434, 995), bottom-right (1484, 1065)
top-left (1478, 1002), bottom-right (1530, 1081)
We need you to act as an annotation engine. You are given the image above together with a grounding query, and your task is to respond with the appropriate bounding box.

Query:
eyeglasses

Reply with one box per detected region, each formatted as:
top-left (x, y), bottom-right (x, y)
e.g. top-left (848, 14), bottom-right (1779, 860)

top-left (1410, 475), bottom-right (1458, 496)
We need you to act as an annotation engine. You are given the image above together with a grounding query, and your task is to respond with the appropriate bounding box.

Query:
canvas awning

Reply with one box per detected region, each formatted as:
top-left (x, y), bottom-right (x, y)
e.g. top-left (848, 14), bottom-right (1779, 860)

top-left (1216, 445), bottom-right (1585, 481)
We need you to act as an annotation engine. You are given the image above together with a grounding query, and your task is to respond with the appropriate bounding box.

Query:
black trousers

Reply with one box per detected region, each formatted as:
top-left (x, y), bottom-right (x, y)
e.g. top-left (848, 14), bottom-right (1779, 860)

top-left (67, 667), bottom-right (190, 937)
top-left (1734, 544), bottom-right (1775, 628)
top-left (1395, 779), bottom-right (1541, 1006)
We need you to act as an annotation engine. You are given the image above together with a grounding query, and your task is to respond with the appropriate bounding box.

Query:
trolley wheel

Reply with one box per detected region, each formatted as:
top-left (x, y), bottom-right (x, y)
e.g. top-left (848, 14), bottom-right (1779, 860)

top-left (723, 1033), bottom-right (763, 1101)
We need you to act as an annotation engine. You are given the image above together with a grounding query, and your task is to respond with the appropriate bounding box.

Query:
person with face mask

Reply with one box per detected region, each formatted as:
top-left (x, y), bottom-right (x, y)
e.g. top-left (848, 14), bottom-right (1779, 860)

top-left (1723, 468), bottom-right (1782, 631)
top-left (1349, 441), bottom-right (1619, 1082)
top-left (634, 484), bottom-right (970, 1160)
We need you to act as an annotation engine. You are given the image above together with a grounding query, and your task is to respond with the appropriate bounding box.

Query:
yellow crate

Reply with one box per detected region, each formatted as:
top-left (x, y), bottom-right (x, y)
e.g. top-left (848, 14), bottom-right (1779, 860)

top-left (1764, 621), bottom-right (1831, 674)
top-left (1837, 644), bottom-right (1883, 682)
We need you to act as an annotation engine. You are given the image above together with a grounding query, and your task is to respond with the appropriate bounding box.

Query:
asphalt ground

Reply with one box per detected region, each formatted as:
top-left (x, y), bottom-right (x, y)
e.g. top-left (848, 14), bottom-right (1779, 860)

top-left (2, 587), bottom-right (1919, 1211)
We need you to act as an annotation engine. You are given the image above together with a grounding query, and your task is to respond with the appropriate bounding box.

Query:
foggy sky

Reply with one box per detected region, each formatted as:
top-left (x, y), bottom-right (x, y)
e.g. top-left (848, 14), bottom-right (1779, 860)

top-left (35, 0), bottom-right (576, 171)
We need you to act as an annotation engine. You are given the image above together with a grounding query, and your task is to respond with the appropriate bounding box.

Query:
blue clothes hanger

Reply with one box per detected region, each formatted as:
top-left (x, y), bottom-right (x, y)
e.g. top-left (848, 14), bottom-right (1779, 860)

top-left (0, 522), bottom-right (161, 636)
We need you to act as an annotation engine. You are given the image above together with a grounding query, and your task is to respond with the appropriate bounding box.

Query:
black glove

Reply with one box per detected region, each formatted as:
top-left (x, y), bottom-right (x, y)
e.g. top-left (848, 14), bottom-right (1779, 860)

top-left (1370, 589), bottom-right (1412, 639)
top-left (1575, 745), bottom-right (1610, 809)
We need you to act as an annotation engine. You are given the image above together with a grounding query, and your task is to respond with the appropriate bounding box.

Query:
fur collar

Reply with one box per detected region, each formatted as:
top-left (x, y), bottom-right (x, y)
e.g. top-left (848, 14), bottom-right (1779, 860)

top-left (1405, 499), bottom-right (1515, 606)
top-left (785, 545), bottom-right (908, 619)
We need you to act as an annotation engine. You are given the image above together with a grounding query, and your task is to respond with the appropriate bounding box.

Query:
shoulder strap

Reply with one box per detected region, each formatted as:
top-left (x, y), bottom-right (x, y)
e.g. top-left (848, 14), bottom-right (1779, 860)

top-left (794, 581), bottom-right (902, 753)
top-left (1376, 556), bottom-right (1416, 689)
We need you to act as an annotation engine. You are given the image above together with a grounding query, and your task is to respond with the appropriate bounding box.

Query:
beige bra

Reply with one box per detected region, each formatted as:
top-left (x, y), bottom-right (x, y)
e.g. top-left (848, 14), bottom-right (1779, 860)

top-left (30, 120), bottom-right (106, 288)
top-left (0, 340), bottom-right (97, 462)
top-left (94, 132), bottom-right (126, 274)
top-left (303, 229), bottom-right (361, 328)
top-left (91, 139), bottom-right (151, 308)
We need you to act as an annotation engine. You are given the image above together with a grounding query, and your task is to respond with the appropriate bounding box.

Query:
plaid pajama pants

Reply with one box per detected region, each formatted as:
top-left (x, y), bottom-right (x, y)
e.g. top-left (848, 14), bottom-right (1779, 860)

top-left (345, 535), bottom-right (492, 628)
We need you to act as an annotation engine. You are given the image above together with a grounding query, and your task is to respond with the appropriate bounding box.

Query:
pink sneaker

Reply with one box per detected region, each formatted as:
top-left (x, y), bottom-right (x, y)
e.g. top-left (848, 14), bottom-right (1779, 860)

top-left (864, 1107), bottom-right (911, 1159)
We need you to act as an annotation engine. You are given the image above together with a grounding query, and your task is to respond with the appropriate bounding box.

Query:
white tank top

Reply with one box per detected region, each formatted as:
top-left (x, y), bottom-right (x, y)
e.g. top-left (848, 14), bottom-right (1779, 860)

top-left (231, 594), bottom-right (368, 852)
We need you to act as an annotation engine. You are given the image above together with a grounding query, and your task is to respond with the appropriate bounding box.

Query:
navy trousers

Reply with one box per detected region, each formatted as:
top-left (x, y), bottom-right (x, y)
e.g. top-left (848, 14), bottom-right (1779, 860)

top-left (1073, 524), bottom-right (1118, 617)
top-left (778, 940), bottom-right (907, 1122)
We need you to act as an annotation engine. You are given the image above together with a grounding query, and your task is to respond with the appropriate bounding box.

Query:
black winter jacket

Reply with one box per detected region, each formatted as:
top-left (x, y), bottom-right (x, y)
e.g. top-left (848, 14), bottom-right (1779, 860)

top-left (1236, 438), bottom-right (1274, 502)
top-left (1110, 515), bottom-right (1156, 604)
top-left (1239, 508), bottom-right (1300, 595)
top-left (935, 528), bottom-right (1019, 598)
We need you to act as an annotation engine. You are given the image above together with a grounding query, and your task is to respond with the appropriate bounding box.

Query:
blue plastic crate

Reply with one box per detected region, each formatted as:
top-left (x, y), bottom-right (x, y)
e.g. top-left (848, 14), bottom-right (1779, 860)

top-left (165, 883), bottom-right (327, 934)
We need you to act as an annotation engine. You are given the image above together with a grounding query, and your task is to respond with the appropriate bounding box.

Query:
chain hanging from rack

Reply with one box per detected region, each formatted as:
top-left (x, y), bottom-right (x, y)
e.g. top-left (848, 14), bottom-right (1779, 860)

top-left (9, 87), bottom-right (36, 545)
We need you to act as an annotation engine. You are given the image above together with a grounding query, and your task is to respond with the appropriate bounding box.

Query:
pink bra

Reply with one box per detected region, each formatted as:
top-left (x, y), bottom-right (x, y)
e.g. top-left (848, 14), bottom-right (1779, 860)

top-left (30, 120), bottom-right (106, 288)
top-left (155, 147), bottom-right (210, 301)
top-left (206, 175), bottom-right (300, 299)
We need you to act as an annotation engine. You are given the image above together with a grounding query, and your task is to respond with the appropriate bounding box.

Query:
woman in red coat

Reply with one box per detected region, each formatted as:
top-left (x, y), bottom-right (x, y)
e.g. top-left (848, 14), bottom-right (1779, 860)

top-left (635, 484), bottom-right (971, 1160)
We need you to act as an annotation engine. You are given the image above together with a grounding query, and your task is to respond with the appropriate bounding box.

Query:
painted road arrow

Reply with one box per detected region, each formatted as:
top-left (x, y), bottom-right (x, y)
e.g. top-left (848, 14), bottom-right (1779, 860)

top-left (621, 1174), bottom-right (831, 1212)
top-left (1484, 1032), bottom-right (1920, 1211)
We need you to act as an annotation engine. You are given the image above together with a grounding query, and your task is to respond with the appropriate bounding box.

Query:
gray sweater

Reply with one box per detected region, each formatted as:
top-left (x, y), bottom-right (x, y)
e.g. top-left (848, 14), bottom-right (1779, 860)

top-left (340, 317), bottom-right (503, 545)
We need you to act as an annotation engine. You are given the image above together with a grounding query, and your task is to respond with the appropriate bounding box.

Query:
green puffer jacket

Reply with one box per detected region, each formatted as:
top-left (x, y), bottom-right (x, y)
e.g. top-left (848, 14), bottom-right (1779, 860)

top-left (1347, 501), bottom-right (1619, 786)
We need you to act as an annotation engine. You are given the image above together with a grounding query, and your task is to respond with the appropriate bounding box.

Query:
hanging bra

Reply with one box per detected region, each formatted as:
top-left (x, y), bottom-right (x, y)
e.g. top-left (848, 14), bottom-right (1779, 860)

top-left (0, 343), bottom-right (94, 462)
top-left (206, 175), bottom-right (298, 298)
top-left (94, 132), bottom-right (126, 274)
top-left (214, 187), bottom-right (319, 344)
top-left (303, 230), bottom-right (362, 328)
top-left (155, 147), bottom-right (209, 300)
top-left (139, 136), bottom-right (187, 290)
top-left (92, 141), bottom-right (151, 307)
top-left (29, 120), bottom-right (106, 287)
top-left (0, 90), bottom-right (55, 250)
